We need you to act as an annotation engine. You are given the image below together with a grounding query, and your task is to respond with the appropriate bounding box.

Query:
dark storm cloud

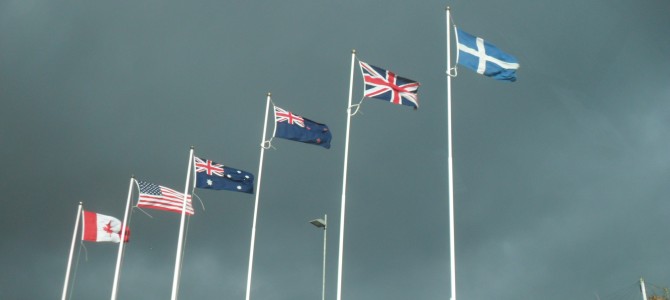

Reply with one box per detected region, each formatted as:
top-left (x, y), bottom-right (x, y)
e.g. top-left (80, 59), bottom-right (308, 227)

top-left (2, 0), bottom-right (670, 299)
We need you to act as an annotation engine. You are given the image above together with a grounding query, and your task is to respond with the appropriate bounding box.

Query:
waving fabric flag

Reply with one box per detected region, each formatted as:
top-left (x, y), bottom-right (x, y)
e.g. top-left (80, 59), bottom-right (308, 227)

top-left (274, 106), bottom-right (332, 149)
top-left (359, 61), bottom-right (420, 109)
top-left (136, 180), bottom-right (194, 215)
top-left (82, 211), bottom-right (130, 243)
top-left (456, 28), bottom-right (519, 82)
top-left (194, 156), bottom-right (254, 193)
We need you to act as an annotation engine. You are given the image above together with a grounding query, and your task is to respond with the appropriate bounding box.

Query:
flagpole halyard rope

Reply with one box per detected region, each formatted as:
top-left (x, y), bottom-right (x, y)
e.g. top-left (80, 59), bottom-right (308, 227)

top-left (61, 202), bottom-right (83, 300)
top-left (447, 67), bottom-right (458, 78)
top-left (446, 7), bottom-right (458, 300)
top-left (130, 179), bottom-right (157, 217)
top-left (177, 215), bottom-right (191, 291)
top-left (66, 242), bottom-right (84, 300)
top-left (262, 96), bottom-right (280, 149)
top-left (448, 11), bottom-right (459, 78)
top-left (349, 55), bottom-right (366, 116)
top-left (115, 186), bottom-right (135, 294)
top-left (449, 25), bottom-right (459, 78)
top-left (170, 147), bottom-right (195, 300)
top-left (336, 49), bottom-right (357, 300)
top-left (111, 176), bottom-right (136, 300)
top-left (245, 93), bottom-right (273, 300)
top-left (348, 97), bottom-right (365, 117)
top-left (192, 193), bottom-right (206, 212)
top-left (80, 242), bottom-right (88, 262)
top-left (261, 139), bottom-right (274, 150)
top-left (133, 206), bottom-right (154, 218)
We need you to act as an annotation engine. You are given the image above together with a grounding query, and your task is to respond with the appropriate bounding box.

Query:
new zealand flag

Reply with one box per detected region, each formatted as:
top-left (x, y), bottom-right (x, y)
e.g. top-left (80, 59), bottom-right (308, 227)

top-left (194, 156), bottom-right (254, 194)
top-left (274, 106), bottom-right (332, 149)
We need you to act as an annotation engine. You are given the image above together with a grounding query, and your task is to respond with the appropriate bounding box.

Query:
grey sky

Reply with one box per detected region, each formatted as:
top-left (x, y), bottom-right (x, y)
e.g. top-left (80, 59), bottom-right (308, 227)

top-left (2, 0), bottom-right (670, 299)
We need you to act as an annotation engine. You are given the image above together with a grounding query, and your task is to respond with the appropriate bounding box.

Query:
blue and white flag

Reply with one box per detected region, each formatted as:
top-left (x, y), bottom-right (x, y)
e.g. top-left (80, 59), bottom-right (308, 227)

top-left (194, 156), bottom-right (254, 194)
top-left (274, 106), bottom-right (332, 149)
top-left (456, 28), bottom-right (519, 82)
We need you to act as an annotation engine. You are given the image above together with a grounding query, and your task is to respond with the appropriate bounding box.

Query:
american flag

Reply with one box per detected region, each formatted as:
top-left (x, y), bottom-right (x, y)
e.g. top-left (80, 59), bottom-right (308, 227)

top-left (359, 61), bottom-right (420, 109)
top-left (274, 106), bottom-right (305, 127)
top-left (136, 180), bottom-right (194, 215)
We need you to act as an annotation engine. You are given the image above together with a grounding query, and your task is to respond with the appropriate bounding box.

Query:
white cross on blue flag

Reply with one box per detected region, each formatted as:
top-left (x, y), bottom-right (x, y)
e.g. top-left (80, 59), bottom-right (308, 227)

top-left (456, 28), bottom-right (519, 82)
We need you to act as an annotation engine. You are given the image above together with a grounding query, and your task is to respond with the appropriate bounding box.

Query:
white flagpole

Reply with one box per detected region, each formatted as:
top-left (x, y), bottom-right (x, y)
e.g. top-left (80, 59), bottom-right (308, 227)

top-left (336, 49), bottom-right (356, 300)
top-left (446, 7), bottom-right (457, 300)
top-left (171, 147), bottom-right (195, 300)
top-left (111, 176), bottom-right (135, 300)
top-left (321, 214), bottom-right (327, 300)
top-left (62, 202), bottom-right (83, 300)
top-left (245, 93), bottom-right (272, 300)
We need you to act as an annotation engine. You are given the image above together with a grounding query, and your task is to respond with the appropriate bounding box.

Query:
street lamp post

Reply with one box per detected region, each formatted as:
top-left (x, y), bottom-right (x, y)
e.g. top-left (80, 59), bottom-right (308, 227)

top-left (310, 215), bottom-right (327, 300)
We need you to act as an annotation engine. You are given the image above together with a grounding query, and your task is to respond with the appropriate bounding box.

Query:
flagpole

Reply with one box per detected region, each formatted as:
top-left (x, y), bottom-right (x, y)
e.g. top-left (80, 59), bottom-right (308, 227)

top-left (245, 93), bottom-right (272, 300)
top-left (446, 7), bottom-right (457, 300)
top-left (321, 214), bottom-right (327, 300)
top-left (111, 176), bottom-right (135, 300)
top-left (62, 202), bottom-right (83, 300)
top-left (336, 49), bottom-right (356, 300)
top-left (171, 147), bottom-right (195, 300)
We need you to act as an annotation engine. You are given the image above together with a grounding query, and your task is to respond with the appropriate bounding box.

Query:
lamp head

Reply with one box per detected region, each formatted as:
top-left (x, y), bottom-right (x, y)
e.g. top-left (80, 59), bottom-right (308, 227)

top-left (310, 218), bottom-right (326, 229)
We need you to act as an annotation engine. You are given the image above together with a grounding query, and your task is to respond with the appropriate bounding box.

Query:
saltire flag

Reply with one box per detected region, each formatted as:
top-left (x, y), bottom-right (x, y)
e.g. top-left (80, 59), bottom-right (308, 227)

top-left (81, 210), bottom-right (130, 243)
top-left (359, 61), bottom-right (420, 109)
top-left (136, 180), bottom-right (194, 215)
top-left (455, 28), bottom-right (519, 82)
top-left (274, 106), bottom-right (332, 149)
top-left (194, 156), bottom-right (254, 193)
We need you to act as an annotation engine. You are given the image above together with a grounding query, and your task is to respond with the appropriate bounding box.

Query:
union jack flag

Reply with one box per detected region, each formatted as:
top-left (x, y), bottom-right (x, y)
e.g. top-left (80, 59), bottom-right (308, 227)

top-left (275, 106), bottom-right (305, 127)
top-left (359, 61), bottom-right (420, 109)
top-left (195, 156), bottom-right (225, 177)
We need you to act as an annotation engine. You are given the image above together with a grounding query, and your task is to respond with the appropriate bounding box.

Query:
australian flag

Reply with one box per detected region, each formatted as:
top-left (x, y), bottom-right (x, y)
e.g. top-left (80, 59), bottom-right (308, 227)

top-left (194, 156), bottom-right (254, 194)
top-left (359, 61), bottom-right (420, 109)
top-left (456, 28), bottom-right (519, 82)
top-left (274, 106), bottom-right (332, 149)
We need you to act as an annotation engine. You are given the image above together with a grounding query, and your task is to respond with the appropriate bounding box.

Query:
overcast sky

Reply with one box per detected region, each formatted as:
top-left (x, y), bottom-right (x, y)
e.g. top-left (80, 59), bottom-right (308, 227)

top-left (2, 0), bottom-right (670, 299)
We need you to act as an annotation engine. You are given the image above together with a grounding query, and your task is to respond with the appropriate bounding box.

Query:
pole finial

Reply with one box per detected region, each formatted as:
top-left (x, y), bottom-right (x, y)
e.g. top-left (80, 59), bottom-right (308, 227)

top-left (446, 6), bottom-right (450, 11)
top-left (190, 145), bottom-right (194, 150)
top-left (267, 92), bottom-right (272, 97)
top-left (79, 201), bottom-right (83, 205)
top-left (352, 49), bottom-right (356, 54)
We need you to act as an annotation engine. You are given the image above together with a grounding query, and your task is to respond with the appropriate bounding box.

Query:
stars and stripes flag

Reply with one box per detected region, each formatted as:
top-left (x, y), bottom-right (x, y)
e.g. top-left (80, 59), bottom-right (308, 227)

top-left (359, 61), bottom-right (420, 109)
top-left (136, 180), bottom-right (194, 215)
top-left (81, 210), bottom-right (130, 243)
